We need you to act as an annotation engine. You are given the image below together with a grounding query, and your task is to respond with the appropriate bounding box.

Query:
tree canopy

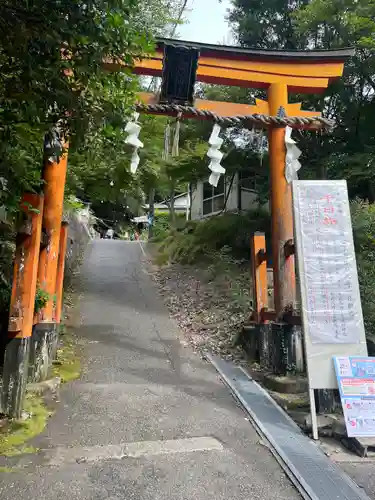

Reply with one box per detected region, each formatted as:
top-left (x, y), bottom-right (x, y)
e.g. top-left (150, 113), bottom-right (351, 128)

top-left (227, 0), bottom-right (375, 200)
top-left (0, 0), bottom-right (188, 215)
top-left (2, 0), bottom-right (375, 223)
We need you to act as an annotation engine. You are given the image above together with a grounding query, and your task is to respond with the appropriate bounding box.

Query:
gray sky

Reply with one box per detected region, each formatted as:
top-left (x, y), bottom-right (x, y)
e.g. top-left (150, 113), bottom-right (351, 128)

top-left (177, 0), bottom-right (233, 45)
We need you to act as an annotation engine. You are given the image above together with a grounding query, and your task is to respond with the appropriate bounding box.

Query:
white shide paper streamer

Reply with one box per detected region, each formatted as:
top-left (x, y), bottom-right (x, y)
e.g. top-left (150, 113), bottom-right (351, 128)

top-left (207, 124), bottom-right (225, 187)
top-left (285, 126), bottom-right (302, 183)
top-left (125, 112), bottom-right (144, 174)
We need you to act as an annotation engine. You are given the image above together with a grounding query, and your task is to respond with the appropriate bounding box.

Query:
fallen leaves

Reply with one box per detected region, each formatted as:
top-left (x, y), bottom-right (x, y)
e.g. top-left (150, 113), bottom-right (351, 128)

top-left (150, 259), bottom-right (252, 364)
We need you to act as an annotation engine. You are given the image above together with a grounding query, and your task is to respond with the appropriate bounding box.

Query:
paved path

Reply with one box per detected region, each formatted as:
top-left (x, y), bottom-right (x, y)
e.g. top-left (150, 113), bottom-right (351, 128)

top-left (0, 240), bottom-right (300, 500)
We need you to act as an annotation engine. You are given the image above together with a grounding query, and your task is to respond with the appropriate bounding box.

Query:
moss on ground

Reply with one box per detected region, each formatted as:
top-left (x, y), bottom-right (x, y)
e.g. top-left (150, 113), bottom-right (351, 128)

top-left (52, 331), bottom-right (81, 383)
top-left (0, 331), bottom-right (81, 458)
top-left (0, 290), bottom-right (82, 460)
top-left (0, 466), bottom-right (16, 473)
top-left (0, 332), bottom-right (81, 458)
top-left (0, 393), bottom-right (49, 456)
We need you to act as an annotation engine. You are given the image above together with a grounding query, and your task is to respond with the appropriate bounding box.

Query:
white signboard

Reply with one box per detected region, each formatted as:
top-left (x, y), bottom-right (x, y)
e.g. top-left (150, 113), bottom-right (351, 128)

top-left (293, 180), bottom-right (367, 390)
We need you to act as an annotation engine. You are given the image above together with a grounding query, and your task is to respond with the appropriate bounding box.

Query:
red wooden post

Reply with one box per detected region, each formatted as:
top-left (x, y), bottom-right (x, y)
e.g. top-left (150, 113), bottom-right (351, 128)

top-left (55, 222), bottom-right (69, 324)
top-left (30, 140), bottom-right (69, 382)
top-left (37, 144), bottom-right (69, 323)
top-left (250, 232), bottom-right (268, 323)
top-left (1, 194), bottom-right (44, 417)
top-left (268, 83), bottom-right (296, 317)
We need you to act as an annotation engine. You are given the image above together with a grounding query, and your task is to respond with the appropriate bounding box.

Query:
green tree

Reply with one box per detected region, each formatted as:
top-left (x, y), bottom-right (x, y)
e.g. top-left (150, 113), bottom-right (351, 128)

top-left (293, 0), bottom-right (375, 198)
top-left (134, 0), bottom-right (188, 36)
top-left (228, 0), bottom-right (309, 49)
top-left (137, 115), bottom-right (208, 224)
top-left (0, 0), bottom-right (155, 213)
top-left (227, 0), bottom-right (375, 199)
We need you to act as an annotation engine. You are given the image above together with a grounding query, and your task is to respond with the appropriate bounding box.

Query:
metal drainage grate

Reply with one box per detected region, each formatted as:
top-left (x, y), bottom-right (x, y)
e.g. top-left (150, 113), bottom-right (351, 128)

top-left (207, 354), bottom-right (371, 500)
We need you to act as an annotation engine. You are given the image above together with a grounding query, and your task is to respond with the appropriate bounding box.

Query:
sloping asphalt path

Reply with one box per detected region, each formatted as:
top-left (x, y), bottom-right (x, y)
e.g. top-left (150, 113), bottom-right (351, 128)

top-left (0, 240), bottom-right (300, 500)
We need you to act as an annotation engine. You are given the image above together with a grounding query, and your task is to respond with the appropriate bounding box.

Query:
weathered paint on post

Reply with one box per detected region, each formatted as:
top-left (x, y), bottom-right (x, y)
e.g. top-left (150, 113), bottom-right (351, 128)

top-left (37, 145), bottom-right (69, 322)
top-left (267, 83), bottom-right (296, 317)
top-left (1, 193), bottom-right (44, 417)
top-left (250, 232), bottom-right (268, 323)
top-left (8, 194), bottom-right (44, 339)
top-left (55, 221), bottom-right (69, 324)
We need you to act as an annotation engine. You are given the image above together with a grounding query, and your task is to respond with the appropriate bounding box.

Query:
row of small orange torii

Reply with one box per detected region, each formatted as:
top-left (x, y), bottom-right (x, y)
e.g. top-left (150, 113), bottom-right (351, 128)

top-left (9, 38), bottom-right (353, 349)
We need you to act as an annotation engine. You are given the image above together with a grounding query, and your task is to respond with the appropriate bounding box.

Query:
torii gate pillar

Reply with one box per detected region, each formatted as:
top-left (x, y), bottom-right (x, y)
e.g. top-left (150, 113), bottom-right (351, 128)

top-left (268, 83), bottom-right (295, 316)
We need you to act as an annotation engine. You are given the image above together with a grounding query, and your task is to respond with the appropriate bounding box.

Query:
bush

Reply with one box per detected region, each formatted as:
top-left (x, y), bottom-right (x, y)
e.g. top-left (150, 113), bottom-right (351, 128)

top-left (350, 199), bottom-right (375, 339)
top-left (157, 210), bottom-right (270, 264)
top-left (152, 211), bottom-right (187, 241)
top-left (152, 213), bottom-right (171, 241)
top-left (192, 210), bottom-right (270, 258)
top-left (34, 285), bottom-right (50, 314)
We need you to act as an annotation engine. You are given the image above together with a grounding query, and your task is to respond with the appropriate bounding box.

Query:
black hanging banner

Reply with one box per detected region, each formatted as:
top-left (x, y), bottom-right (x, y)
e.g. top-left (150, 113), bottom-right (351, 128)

top-left (160, 44), bottom-right (199, 105)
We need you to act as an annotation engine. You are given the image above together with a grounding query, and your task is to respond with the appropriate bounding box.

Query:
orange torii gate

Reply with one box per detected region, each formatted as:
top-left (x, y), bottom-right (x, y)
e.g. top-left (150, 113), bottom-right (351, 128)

top-left (120, 38), bottom-right (352, 325)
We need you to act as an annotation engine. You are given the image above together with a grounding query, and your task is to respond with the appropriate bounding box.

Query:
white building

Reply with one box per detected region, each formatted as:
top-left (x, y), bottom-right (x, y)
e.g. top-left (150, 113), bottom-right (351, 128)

top-left (142, 172), bottom-right (263, 221)
top-left (143, 193), bottom-right (190, 215)
top-left (190, 171), bottom-right (260, 220)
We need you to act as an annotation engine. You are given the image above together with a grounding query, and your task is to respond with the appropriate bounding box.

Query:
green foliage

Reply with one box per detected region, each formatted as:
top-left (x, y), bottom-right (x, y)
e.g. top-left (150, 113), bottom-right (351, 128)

top-left (133, 0), bottom-right (188, 36)
top-left (152, 212), bottom-right (186, 241)
top-left (153, 213), bottom-right (172, 240)
top-left (0, 223), bottom-right (14, 315)
top-left (0, 0), bottom-right (156, 213)
top-left (228, 0), bottom-right (309, 49)
top-left (34, 286), bottom-right (50, 314)
top-left (157, 210), bottom-right (270, 264)
top-left (227, 0), bottom-right (375, 200)
top-left (64, 196), bottom-right (85, 212)
top-left (351, 199), bottom-right (375, 338)
top-left (191, 211), bottom-right (270, 258)
top-left (0, 0), bottom-right (189, 220)
top-left (138, 115), bottom-right (209, 213)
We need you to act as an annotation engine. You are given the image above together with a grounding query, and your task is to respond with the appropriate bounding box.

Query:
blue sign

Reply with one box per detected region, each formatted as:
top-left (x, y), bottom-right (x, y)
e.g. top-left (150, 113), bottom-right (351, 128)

top-left (333, 356), bottom-right (375, 437)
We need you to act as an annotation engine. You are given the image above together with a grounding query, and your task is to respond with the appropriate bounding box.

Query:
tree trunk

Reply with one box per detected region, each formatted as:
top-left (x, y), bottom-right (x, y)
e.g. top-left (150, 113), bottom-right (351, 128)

top-left (148, 188), bottom-right (155, 240)
top-left (169, 182), bottom-right (176, 226)
top-left (320, 163), bottom-right (327, 180)
top-left (187, 183), bottom-right (192, 221)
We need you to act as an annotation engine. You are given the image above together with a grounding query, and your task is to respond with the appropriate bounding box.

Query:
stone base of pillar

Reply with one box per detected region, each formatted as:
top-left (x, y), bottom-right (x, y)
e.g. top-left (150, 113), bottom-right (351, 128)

top-left (28, 323), bottom-right (57, 383)
top-left (269, 323), bottom-right (305, 375)
top-left (241, 322), bottom-right (305, 375)
top-left (259, 324), bottom-right (273, 370)
top-left (1, 337), bottom-right (31, 418)
top-left (241, 324), bottom-right (260, 361)
top-left (314, 389), bottom-right (341, 414)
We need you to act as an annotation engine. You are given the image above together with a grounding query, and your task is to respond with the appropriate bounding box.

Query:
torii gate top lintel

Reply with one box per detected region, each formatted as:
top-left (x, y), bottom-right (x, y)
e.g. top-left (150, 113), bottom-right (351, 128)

top-left (155, 37), bottom-right (353, 64)
top-left (128, 37), bottom-right (353, 94)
